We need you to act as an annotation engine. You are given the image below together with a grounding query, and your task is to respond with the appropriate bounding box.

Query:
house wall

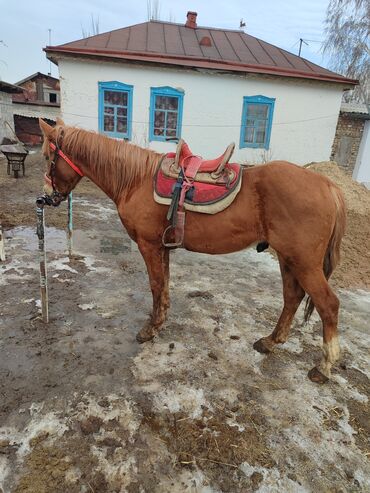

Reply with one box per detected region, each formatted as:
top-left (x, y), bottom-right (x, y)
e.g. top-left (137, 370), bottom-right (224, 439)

top-left (352, 120), bottom-right (370, 188)
top-left (58, 58), bottom-right (345, 164)
top-left (0, 91), bottom-right (16, 143)
top-left (331, 113), bottom-right (365, 174)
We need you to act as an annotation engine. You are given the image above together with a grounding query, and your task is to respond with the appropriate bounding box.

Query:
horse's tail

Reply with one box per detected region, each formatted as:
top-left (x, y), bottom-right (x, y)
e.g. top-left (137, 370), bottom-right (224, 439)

top-left (304, 184), bottom-right (346, 322)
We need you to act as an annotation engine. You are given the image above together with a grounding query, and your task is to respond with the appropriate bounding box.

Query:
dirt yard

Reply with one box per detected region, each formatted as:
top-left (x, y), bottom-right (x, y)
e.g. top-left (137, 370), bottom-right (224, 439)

top-left (0, 152), bottom-right (369, 492)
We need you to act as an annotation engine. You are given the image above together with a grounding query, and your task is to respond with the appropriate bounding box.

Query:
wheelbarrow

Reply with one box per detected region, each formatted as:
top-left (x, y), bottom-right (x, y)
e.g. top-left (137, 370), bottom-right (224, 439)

top-left (0, 144), bottom-right (28, 178)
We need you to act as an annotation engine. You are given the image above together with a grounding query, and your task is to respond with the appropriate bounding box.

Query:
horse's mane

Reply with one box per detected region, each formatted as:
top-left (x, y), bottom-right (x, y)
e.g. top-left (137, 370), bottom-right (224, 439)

top-left (59, 126), bottom-right (163, 200)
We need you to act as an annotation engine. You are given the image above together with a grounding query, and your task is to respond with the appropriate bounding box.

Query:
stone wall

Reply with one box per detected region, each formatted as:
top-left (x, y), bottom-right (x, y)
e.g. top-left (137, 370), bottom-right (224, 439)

top-left (0, 91), bottom-right (16, 143)
top-left (331, 112), bottom-right (365, 174)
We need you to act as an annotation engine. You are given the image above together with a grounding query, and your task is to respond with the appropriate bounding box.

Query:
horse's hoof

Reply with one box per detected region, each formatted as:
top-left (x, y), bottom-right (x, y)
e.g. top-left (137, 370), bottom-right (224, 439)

top-left (136, 327), bottom-right (156, 344)
top-left (308, 366), bottom-right (329, 384)
top-left (253, 338), bottom-right (272, 354)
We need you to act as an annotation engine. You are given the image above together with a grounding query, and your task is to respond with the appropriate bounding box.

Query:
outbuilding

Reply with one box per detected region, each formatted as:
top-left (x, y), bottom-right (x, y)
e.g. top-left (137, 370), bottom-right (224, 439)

top-left (12, 72), bottom-right (61, 145)
top-left (0, 80), bottom-right (23, 144)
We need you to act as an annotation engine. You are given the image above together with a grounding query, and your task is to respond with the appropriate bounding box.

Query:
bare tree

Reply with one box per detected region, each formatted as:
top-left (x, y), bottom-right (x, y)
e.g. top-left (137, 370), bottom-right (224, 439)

top-left (323, 0), bottom-right (370, 107)
top-left (147, 0), bottom-right (161, 21)
top-left (81, 14), bottom-right (100, 38)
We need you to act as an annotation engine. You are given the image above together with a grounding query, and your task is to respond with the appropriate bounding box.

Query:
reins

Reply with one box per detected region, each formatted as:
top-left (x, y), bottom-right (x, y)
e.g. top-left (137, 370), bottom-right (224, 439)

top-left (49, 142), bottom-right (84, 177)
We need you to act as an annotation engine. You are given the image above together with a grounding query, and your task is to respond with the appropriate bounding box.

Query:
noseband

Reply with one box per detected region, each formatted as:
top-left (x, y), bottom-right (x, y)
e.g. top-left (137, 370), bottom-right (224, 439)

top-left (45, 131), bottom-right (84, 206)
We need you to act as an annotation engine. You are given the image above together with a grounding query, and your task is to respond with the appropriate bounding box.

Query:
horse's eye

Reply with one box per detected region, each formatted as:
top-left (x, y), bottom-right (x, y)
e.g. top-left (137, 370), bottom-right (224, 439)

top-left (45, 156), bottom-right (49, 161)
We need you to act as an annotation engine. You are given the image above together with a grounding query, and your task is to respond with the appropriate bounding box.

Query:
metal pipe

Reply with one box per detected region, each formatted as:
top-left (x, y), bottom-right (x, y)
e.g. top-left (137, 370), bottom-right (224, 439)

top-left (67, 192), bottom-right (73, 257)
top-left (36, 197), bottom-right (49, 323)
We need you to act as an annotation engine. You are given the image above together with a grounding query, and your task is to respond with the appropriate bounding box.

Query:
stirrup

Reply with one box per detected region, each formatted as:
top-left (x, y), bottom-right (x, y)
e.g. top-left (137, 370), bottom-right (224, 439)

top-left (162, 211), bottom-right (185, 248)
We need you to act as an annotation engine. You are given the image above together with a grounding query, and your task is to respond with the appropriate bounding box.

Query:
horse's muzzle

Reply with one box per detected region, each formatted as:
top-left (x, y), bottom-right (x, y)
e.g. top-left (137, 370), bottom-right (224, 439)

top-left (43, 173), bottom-right (67, 207)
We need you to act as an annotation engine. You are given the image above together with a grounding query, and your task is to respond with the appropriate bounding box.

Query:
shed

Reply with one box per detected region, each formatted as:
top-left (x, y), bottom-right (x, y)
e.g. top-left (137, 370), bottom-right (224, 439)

top-left (12, 72), bottom-right (61, 145)
top-left (0, 80), bottom-right (23, 144)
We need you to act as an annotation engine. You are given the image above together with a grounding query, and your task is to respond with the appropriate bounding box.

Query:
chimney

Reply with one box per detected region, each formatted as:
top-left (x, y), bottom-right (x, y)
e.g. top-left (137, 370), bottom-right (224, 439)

top-left (185, 11), bottom-right (197, 29)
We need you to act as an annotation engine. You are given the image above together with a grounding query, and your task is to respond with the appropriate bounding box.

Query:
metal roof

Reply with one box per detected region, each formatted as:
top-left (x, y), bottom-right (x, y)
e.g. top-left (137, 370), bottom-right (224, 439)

top-left (45, 20), bottom-right (357, 86)
top-left (15, 72), bottom-right (60, 86)
top-left (341, 102), bottom-right (369, 114)
top-left (340, 101), bottom-right (370, 119)
top-left (0, 80), bottom-right (23, 94)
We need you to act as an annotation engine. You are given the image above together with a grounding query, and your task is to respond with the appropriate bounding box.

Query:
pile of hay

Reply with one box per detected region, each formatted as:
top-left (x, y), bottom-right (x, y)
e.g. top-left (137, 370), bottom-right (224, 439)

top-left (307, 161), bottom-right (370, 290)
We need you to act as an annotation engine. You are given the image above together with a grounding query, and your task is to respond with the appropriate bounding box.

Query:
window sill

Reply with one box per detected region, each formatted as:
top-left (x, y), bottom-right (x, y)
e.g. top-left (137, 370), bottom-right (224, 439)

top-left (149, 136), bottom-right (178, 143)
top-left (101, 131), bottom-right (130, 140)
top-left (239, 142), bottom-right (269, 150)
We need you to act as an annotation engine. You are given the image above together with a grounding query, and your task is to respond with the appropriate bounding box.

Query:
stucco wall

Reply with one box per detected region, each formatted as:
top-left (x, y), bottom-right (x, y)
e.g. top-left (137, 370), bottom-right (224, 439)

top-left (352, 120), bottom-right (370, 187)
top-left (58, 58), bottom-right (344, 164)
top-left (0, 91), bottom-right (15, 143)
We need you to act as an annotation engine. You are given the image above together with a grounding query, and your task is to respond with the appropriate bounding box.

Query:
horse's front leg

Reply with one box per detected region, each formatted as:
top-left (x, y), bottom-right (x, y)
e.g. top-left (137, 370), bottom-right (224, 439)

top-left (136, 240), bottom-right (170, 343)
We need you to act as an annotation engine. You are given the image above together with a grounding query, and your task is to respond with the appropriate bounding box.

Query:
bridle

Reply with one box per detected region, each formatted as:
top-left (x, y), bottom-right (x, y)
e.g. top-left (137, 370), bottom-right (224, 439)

top-left (44, 130), bottom-right (84, 206)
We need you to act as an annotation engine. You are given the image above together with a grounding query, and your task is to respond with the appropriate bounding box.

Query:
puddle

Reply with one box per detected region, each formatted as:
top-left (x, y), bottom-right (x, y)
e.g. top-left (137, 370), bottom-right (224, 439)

top-left (4, 226), bottom-right (131, 258)
top-left (5, 227), bottom-right (66, 253)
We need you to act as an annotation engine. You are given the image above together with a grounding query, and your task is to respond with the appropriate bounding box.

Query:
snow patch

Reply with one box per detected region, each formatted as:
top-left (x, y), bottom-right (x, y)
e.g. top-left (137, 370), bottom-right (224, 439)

top-left (153, 384), bottom-right (209, 419)
top-left (49, 257), bottom-right (78, 273)
top-left (78, 303), bottom-right (95, 311)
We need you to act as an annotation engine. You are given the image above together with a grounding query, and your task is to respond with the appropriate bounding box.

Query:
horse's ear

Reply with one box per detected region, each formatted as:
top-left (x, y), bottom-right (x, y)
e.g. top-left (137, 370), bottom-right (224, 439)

top-left (56, 117), bottom-right (65, 126)
top-left (39, 118), bottom-right (55, 138)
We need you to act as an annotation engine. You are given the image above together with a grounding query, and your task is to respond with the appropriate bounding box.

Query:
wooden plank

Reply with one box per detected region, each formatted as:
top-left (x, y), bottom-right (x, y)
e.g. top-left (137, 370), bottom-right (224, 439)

top-left (0, 224), bottom-right (5, 262)
top-left (36, 203), bottom-right (49, 323)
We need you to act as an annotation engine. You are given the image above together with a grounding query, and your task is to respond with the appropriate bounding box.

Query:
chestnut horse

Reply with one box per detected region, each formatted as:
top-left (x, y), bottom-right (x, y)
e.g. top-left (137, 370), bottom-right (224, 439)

top-left (39, 119), bottom-right (346, 383)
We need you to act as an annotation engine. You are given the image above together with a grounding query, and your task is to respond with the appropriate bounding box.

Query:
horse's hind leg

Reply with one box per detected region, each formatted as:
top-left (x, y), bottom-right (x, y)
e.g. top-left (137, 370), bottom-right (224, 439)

top-left (254, 257), bottom-right (305, 354)
top-left (295, 269), bottom-right (340, 383)
top-left (136, 240), bottom-right (170, 343)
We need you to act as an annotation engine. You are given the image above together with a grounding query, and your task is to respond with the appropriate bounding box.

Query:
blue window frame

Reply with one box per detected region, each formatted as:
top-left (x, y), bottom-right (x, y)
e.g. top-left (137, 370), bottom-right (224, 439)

top-left (149, 86), bottom-right (184, 142)
top-left (240, 95), bottom-right (275, 149)
top-left (98, 81), bottom-right (133, 139)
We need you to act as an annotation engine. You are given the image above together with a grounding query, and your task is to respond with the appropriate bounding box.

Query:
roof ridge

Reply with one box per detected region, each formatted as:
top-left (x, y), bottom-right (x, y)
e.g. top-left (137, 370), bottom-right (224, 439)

top-left (149, 19), bottom-right (243, 33)
top-left (15, 72), bottom-right (59, 85)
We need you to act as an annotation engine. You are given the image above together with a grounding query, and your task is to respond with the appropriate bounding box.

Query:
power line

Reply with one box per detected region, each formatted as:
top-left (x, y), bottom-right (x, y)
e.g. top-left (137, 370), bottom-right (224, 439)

top-left (297, 38), bottom-right (323, 56)
top-left (2, 101), bottom-right (339, 126)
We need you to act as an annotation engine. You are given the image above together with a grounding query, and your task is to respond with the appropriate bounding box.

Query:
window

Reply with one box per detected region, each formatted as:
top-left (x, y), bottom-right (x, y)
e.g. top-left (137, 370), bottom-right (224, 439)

top-left (149, 86), bottom-right (184, 142)
top-left (240, 95), bottom-right (275, 149)
top-left (98, 81), bottom-right (133, 139)
top-left (49, 93), bottom-right (57, 103)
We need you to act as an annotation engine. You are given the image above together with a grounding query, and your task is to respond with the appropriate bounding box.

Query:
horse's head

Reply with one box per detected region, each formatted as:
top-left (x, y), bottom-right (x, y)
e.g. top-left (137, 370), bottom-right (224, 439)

top-left (39, 118), bottom-right (83, 206)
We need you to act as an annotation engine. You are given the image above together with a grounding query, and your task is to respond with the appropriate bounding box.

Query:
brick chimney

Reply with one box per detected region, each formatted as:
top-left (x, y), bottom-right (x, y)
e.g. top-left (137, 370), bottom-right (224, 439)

top-left (185, 11), bottom-right (197, 29)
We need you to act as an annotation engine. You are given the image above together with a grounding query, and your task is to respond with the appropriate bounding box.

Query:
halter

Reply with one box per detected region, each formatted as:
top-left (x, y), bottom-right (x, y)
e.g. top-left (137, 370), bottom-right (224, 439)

top-left (45, 130), bottom-right (84, 206)
top-left (49, 142), bottom-right (84, 177)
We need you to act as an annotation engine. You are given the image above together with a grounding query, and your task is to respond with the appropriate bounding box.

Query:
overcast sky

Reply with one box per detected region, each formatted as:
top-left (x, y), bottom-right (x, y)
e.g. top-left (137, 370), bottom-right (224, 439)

top-left (1, 0), bottom-right (331, 83)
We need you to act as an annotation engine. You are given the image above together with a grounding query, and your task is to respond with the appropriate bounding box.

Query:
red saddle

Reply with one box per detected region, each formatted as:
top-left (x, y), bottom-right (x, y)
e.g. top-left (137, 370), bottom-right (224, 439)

top-left (173, 139), bottom-right (235, 176)
top-left (154, 140), bottom-right (242, 248)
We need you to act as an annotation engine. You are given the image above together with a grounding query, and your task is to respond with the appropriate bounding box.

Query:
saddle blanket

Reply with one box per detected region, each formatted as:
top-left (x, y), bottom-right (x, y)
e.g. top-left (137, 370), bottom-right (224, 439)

top-left (154, 154), bottom-right (242, 214)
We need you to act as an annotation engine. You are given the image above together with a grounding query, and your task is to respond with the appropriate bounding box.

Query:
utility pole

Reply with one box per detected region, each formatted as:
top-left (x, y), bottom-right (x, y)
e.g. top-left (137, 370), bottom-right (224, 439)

top-left (48, 29), bottom-right (52, 75)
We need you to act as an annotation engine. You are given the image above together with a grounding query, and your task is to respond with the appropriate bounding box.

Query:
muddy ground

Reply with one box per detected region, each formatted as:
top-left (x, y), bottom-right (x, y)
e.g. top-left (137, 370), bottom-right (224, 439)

top-left (0, 152), bottom-right (369, 492)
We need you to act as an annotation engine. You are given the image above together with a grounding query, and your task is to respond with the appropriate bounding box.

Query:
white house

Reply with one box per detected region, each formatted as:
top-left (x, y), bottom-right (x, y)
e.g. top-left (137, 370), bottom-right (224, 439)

top-left (45, 11), bottom-right (357, 164)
